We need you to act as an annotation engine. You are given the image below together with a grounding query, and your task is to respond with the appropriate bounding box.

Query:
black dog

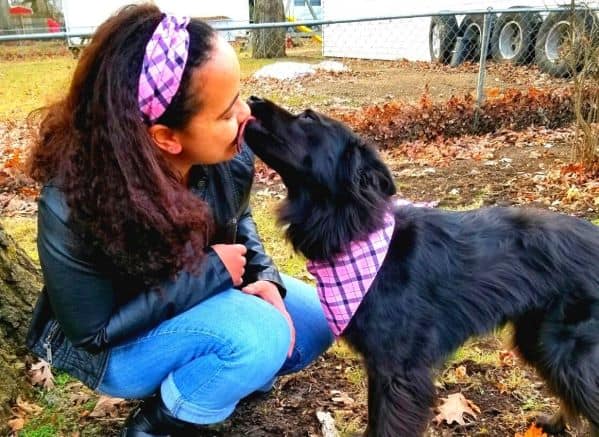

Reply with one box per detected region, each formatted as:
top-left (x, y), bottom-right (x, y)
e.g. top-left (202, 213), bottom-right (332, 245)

top-left (244, 97), bottom-right (599, 437)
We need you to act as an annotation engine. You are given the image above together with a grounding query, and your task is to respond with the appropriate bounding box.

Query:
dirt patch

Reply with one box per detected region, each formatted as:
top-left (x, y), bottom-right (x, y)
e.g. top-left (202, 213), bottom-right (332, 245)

top-left (78, 346), bottom-right (590, 437)
top-left (243, 47), bottom-right (569, 111)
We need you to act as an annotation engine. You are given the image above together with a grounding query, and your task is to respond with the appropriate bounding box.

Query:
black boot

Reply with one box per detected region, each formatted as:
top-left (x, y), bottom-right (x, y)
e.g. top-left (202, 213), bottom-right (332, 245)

top-left (120, 395), bottom-right (189, 437)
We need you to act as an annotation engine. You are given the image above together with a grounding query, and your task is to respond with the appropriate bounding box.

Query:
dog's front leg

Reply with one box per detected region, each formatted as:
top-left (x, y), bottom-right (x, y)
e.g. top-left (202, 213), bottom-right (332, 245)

top-left (365, 365), bottom-right (435, 437)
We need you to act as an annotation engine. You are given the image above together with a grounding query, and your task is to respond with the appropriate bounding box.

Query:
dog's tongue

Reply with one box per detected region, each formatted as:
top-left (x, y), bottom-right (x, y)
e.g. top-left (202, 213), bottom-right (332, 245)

top-left (236, 116), bottom-right (256, 153)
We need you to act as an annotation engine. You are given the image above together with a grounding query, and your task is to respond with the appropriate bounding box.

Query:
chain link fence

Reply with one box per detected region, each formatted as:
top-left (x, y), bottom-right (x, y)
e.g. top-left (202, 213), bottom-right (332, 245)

top-left (1, 6), bottom-right (598, 108)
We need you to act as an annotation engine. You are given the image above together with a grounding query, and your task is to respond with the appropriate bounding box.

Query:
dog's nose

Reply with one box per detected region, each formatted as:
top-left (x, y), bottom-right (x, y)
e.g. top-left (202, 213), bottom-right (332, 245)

top-left (247, 96), bottom-right (264, 104)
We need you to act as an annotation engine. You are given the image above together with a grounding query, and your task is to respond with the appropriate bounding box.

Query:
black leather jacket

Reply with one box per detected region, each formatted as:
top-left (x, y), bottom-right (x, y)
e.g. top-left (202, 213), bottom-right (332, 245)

top-left (26, 145), bottom-right (285, 390)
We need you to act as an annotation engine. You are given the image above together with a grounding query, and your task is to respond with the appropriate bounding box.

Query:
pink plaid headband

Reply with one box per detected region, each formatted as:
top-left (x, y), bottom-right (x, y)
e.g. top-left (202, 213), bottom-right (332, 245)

top-left (138, 14), bottom-right (191, 124)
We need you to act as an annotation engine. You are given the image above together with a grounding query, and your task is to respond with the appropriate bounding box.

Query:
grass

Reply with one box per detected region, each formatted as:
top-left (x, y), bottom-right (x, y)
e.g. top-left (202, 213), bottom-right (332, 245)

top-left (0, 40), bottom-right (323, 122)
top-left (0, 57), bottom-right (75, 120)
top-left (0, 216), bottom-right (38, 263)
top-left (19, 386), bottom-right (83, 436)
top-left (335, 410), bottom-right (366, 437)
top-left (250, 195), bottom-right (310, 280)
top-left (447, 337), bottom-right (503, 368)
top-left (20, 424), bottom-right (59, 437)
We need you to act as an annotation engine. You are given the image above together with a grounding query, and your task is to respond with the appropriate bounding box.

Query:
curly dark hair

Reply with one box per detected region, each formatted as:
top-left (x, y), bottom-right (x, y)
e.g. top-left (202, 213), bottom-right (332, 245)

top-left (28, 3), bottom-right (217, 286)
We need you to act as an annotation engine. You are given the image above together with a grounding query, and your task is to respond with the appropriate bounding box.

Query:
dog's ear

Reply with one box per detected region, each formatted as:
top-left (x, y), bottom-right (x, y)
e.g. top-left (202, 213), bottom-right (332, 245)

top-left (340, 138), bottom-right (396, 198)
top-left (359, 152), bottom-right (396, 196)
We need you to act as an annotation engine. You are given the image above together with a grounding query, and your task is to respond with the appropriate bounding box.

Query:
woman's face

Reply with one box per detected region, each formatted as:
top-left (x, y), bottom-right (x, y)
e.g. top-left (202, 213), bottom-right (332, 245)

top-left (171, 36), bottom-right (251, 168)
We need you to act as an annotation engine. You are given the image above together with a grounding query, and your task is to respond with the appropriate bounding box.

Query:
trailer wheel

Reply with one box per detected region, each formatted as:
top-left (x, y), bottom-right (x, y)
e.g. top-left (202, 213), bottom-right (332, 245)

top-left (490, 8), bottom-right (542, 64)
top-left (69, 47), bottom-right (81, 59)
top-left (458, 14), bottom-right (496, 62)
top-left (429, 15), bottom-right (458, 64)
top-left (535, 10), bottom-right (595, 77)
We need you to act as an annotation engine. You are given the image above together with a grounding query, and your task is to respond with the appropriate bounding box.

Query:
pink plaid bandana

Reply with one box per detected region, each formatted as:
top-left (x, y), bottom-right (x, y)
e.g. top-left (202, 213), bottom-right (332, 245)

top-left (138, 14), bottom-right (190, 124)
top-left (307, 212), bottom-right (395, 337)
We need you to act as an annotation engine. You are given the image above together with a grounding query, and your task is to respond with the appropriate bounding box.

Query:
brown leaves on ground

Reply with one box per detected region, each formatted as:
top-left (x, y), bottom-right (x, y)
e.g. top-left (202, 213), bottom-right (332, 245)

top-left (333, 87), bottom-right (577, 146)
top-left (433, 392), bottom-right (481, 426)
top-left (0, 120), bottom-right (39, 215)
top-left (7, 396), bottom-right (42, 433)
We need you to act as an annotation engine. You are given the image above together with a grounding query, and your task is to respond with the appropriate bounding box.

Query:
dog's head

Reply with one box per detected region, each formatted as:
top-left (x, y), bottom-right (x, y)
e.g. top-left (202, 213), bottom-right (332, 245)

top-left (245, 96), bottom-right (395, 201)
top-left (244, 97), bottom-right (396, 260)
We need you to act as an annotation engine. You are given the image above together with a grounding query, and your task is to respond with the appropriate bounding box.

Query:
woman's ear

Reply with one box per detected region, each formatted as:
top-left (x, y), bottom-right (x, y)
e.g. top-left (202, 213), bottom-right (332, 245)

top-left (147, 124), bottom-right (183, 155)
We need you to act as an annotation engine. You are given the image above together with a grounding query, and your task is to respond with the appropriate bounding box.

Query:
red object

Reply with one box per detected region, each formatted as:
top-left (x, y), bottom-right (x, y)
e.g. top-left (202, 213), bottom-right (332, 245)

top-left (9, 5), bottom-right (33, 15)
top-left (47, 18), bottom-right (60, 33)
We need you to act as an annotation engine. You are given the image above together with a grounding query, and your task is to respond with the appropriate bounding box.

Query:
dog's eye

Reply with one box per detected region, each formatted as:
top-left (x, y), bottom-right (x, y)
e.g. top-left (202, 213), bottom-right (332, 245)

top-left (299, 110), bottom-right (318, 121)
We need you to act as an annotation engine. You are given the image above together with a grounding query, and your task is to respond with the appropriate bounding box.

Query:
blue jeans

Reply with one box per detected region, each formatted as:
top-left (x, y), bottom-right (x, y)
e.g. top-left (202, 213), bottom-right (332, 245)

top-left (98, 274), bottom-right (333, 424)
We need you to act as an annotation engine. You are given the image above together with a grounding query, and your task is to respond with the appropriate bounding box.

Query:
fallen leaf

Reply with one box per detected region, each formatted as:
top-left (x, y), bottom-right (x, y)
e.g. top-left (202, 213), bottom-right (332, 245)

top-left (70, 391), bottom-right (92, 406)
top-left (515, 423), bottom-right (548, 437)
top-left (7, 417), bottom-right (25, 432)
top-left (7, 396), bottom-right (43, 433)
top-left (316, 410), bottom-right (339, 437)
top-left (495, 381), bottom-right (509, 394)
top-left (499, 349), bottom-right (517, 367)
top-left (433, 392), bottom-right (481, 426)
top-left (330, 390), bottom-right (354, 405)
top-left (89, 396), bottom-right (127, 418)
top-left (29, 359), bottom-right (55, 390)
top-left (454, 365), bottom-right (468, 381)
top-left (15, 396), bottom-right (42, 415)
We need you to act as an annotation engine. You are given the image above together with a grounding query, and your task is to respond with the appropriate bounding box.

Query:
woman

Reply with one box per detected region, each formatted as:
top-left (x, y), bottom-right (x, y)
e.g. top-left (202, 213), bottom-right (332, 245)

top-left (26, 4), bottom-right (333, 436)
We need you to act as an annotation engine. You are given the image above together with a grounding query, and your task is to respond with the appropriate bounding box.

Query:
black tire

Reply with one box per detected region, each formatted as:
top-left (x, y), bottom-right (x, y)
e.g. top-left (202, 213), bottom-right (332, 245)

top-left (69, 47), bottom-right (80, 59)
top-left (490, 9), bottom-right (542, 64)
top-left (429, 15), bottom-right (459, 64)
top-left (458, 14), bottom-right (496, 62)
top-left (535, 10), bottom-right (596, 78)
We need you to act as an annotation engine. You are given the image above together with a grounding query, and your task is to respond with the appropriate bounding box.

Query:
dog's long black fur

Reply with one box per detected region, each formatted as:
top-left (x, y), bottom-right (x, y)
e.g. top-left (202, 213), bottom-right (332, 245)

top-left (244, 97), bottom-right (599, 437)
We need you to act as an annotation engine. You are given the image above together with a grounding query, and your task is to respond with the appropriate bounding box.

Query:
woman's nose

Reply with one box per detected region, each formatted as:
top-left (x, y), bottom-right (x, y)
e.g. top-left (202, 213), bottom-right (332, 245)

top-left (238, 99), bottom-right (251, 121)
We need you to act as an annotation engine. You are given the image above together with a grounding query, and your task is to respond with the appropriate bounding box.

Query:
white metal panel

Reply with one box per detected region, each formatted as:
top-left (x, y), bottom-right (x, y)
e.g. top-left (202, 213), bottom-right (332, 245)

top-left (323, 0), bottom-right (599, 60)
top-left (62, 0), bottom-right (126, 34)
top-left (62, 0), bottom-right (250, 42)
top-left (153, 0), bottom-right (249, 23)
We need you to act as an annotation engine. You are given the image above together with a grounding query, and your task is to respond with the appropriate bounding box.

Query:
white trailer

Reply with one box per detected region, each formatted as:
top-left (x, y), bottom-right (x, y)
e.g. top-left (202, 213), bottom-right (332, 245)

top-left (285, 0), bottom-right (322, 21)
top-left (322, 0), bottom-right (598, 76)
top-left (62, 0), bottom-right (250, 51)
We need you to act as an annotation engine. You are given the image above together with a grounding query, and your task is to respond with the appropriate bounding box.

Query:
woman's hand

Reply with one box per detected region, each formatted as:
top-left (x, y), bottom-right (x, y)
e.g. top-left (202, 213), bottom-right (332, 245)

top-left (211, 244), bottom-right (247, 286)
top-left (242, 280), bottom-right (296, 358)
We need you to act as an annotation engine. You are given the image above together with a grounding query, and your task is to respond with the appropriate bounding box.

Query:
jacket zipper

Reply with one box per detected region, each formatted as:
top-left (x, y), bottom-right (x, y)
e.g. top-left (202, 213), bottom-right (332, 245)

top-left (222, 164), bottom-right (239, 244)
top-left (226, 217), bottom-right (238, 243)
top-left (43, 321), bottom-right (60, 365)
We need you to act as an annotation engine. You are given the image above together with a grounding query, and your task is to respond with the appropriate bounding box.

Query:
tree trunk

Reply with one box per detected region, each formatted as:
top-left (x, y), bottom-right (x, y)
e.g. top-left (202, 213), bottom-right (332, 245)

top-left (0, 225), bottom-right (41, 420)
top-left (31, 0), bottom-right (50, 16)
top-left (0, 0), bottom-right (11, 35)
top-left (251, 0), bottom-right (286, 58)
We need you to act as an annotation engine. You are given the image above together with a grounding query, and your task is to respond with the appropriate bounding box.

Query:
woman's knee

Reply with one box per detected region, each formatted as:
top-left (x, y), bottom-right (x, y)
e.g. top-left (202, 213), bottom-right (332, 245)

top-left (224, 296), bottom-right (291, 380)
